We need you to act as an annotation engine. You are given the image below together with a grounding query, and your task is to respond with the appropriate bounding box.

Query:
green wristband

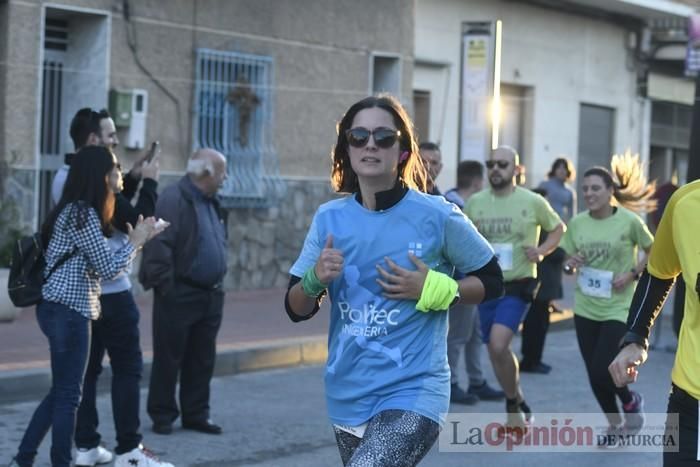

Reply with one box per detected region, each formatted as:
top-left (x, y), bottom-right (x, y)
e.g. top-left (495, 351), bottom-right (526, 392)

top-left (416, 269), bottom-right (459, 312)
top-left (302, 266), bottom-right (327, 298)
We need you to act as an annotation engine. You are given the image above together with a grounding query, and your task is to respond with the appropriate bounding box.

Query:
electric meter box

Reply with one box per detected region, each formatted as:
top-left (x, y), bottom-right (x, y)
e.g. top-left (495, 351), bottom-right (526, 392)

top-left (126, 89), bottom-right (148, 150)
top-left (109, 89), bottom-right (133, 127)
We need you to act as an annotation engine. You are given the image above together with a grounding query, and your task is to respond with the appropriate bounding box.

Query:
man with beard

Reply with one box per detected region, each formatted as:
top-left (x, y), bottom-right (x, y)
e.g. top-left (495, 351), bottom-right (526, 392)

top-left (465, 146), bottom-right (564, 432)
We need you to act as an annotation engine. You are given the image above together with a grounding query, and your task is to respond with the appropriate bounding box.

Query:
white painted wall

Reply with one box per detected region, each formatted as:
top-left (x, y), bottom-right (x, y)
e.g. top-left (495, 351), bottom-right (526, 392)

top-left (415, 0), bottom-right (646, 191)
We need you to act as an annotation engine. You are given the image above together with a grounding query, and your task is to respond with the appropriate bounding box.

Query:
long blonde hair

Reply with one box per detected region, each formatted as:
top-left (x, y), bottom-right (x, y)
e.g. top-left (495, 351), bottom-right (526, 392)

top-left (583, 151), bottom-right (657, 213)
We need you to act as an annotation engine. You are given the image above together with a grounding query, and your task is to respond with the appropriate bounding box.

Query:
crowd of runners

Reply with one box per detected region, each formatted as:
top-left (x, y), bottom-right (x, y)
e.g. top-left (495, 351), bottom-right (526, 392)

top-left (286, 94), bottom-right (699, 467)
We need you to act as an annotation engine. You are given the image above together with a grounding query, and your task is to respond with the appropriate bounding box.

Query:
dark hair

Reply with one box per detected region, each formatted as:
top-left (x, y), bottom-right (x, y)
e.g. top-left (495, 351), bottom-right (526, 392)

top-left (548, 157), bottom-right (575, 181)
top-left (69, 108), bottom-right (101, 150)
top-left (583, 152), bottom-right (656, 213)
top-left (69, 108), bottom-right (112, 150)
top-left (42, 146), bottom-right (117, 245)
top-left (456, 160), bottom-right (484, 189)
top-left (419, 141), bottom-right (440, 152)
top-left (96, 108), bottom-right (111, 121)
top-left (331, 95), bottom-right (427, 193)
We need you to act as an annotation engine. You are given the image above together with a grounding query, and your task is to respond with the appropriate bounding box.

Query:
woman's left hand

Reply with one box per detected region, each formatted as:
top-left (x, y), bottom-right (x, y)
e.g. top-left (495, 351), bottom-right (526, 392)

top-left (376, 253), bottom-right (429, 300)
top-left (612, 272), bottom-right (634, 291)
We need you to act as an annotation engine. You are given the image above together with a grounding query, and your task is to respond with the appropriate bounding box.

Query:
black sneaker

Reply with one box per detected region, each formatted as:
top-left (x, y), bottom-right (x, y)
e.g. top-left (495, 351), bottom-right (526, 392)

top-left (468, 381), bottom-right (505, 400)
top-left (519, 361), bottom-right (552, 374)
top-left (152, 423), bottom-right (173, 435)
top-left (622, 391), bottom-right (645, 435)
top-left (451, 383), bottom-right (479, 405)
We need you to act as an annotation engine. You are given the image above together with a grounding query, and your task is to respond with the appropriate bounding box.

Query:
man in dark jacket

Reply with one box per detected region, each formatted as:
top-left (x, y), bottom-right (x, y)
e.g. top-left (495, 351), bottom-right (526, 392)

top-left (140, 148), bottom-right (228, 436)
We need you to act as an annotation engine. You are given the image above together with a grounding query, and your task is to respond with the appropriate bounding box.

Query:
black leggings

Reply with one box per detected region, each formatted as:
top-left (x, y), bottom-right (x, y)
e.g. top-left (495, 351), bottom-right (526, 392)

top-left (333, 410), bottom-right (439, 467)
top-left (574, 315), bottom-right (633, 426)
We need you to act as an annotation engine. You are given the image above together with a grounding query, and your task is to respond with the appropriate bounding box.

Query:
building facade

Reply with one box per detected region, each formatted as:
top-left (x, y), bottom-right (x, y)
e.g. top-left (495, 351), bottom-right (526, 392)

top-left (414, 0), bottom-right (694, 202)
top-left (0, 0), bottom-right (415, 290)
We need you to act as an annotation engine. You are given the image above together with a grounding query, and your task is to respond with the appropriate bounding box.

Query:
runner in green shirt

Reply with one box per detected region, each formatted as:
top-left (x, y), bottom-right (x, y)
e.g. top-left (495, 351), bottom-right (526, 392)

top-left (561, 153), bottom-right (655, 448)
top-left (465, 146), bottom-right (564, 433)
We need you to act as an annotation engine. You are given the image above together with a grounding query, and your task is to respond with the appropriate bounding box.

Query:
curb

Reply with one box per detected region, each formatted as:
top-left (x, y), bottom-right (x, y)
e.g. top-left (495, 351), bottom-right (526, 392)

top-left (0, 313), bottom-right (575, 406)
top-left (0, 335), bottom-right (329, 406)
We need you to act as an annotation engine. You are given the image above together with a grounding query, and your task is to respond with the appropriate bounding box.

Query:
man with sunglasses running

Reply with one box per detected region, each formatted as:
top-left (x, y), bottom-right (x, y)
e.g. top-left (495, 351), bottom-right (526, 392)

top-left (419, 144), bottom-right (505, 405)
top-left (465, 146), bottom-right (565, 432)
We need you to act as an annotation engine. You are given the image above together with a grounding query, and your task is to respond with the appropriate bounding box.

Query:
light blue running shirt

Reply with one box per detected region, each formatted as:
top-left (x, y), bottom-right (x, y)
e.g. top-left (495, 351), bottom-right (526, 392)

top-left (290, 189), bottom-right (494, 426)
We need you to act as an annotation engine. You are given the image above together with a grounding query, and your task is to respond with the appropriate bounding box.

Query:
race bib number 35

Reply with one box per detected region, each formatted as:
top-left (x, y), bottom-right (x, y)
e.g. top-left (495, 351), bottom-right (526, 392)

top-left (492, 243), bottom-right (513, 271)
top-left (577, 267), bottom-right (614, 299)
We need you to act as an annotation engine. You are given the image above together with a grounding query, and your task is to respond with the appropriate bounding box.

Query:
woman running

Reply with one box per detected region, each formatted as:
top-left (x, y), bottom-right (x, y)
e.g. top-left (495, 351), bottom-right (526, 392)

top-left (561, 152), bottom-right (655, 448)
top-left (284, 95), bottom-right (503, 466)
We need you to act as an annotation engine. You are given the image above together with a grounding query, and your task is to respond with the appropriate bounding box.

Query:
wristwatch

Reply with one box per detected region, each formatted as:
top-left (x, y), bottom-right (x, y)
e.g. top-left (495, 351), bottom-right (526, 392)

top-left (620, 331), bottom-right (649, 351)
top-left (450, 289), bottom-right (461, 306)
top-left (630, 268), bottom-right (641, 280)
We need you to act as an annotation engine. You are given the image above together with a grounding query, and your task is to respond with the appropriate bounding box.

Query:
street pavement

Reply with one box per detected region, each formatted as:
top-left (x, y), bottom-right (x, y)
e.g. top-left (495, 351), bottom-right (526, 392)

top-left (0, 325), bottom-right (678, 466)
top-left (0, 276), bottom-right (582, 404)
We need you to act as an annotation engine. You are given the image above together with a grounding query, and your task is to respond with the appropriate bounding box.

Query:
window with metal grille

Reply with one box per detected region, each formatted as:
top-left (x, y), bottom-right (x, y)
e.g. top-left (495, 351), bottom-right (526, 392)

top-left (193, 49), bottom-right (285, 207)
top-left (45, 19), bottom-right (68, 51)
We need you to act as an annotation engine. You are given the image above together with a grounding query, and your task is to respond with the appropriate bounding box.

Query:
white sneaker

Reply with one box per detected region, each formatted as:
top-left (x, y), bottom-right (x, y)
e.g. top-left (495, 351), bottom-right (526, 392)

top-left (114, 445), bottom-right (174, 467)
top-left (597, 425), bottom-right (622, 449)
top-left (75, 446), bottom-right (114, 466)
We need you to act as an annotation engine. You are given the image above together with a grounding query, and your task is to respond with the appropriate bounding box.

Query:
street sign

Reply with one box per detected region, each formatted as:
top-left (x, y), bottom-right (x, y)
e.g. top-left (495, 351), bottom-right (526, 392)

top-left (458, 21), bottom-right (502, 164)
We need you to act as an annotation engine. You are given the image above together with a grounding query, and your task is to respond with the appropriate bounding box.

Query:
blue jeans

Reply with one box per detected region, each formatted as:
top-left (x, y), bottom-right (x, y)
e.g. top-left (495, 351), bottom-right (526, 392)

top-left (75, 290), bottom-right (143, 454)
top-left (15, 301), bottom-right (90, 467)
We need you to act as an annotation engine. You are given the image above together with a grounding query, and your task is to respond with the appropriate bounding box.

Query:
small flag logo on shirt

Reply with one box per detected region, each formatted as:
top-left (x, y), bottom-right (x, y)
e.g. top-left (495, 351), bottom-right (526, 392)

top-left (408, 242), bottom-right (423, 257)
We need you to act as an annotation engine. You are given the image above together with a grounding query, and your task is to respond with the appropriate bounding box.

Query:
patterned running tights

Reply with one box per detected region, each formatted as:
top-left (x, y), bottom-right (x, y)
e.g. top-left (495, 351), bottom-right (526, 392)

top-left (333, 410), bottom-right (440, 467)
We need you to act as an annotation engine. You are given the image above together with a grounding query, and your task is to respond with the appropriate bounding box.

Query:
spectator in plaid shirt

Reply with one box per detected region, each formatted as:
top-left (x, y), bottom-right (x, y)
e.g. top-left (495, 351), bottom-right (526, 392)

top-left (52, 108), bottom-right (172, 467)
top-left (10, 147), bottom-right (167, 467)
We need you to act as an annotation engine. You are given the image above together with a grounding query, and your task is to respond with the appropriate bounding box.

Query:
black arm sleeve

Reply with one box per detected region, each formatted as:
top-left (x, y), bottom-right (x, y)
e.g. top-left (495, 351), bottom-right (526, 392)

top-left (284, 275), bottom-right (326, 323)
top-left (121, 171), bottom-right (141, 201)
top-left (625, 269), bottom-right (676, 341)
top-left (112, 178), bottom-right (159, 234)
top-left (463, 255), bottom-right (504, 303)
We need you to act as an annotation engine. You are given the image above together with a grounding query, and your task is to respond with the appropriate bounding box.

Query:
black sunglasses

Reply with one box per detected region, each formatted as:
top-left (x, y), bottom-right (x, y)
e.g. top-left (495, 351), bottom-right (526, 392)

top-left (486, 160), bottom-right (510, 170)
top-left (346, 127), bottom-right (401, 149)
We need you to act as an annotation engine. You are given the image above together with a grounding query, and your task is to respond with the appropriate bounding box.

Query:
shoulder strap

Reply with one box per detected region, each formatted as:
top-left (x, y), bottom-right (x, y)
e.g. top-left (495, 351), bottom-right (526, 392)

top-left (45, 246), bottom-right (78, 281)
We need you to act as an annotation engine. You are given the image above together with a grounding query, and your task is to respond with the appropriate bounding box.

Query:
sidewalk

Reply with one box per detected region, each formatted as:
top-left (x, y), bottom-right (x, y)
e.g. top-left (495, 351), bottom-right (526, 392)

top-left (0, 278), bottom-right (577, 404)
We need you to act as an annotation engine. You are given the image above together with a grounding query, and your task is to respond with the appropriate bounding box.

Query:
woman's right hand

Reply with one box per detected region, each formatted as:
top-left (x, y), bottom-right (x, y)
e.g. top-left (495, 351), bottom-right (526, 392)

top-left (314, 234), bottom-right (344, 284)
top-left (565, 253), bottom-right (585, 272)
top-left (127, 216), bottom-right (169, 249)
